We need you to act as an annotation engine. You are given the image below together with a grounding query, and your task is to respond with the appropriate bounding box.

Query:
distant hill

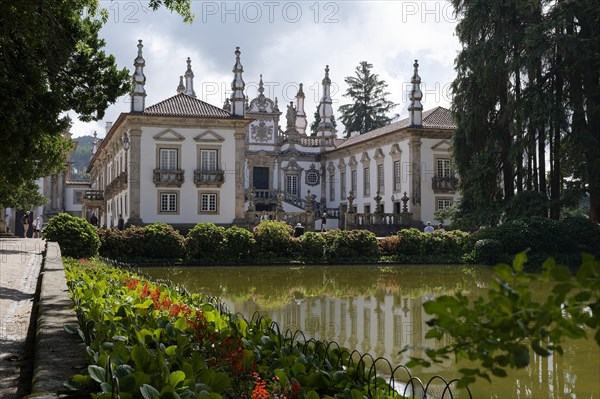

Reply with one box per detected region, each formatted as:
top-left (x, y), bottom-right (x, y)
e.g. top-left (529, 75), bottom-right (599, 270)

top-left (70, 136), bottom-right (94, 180)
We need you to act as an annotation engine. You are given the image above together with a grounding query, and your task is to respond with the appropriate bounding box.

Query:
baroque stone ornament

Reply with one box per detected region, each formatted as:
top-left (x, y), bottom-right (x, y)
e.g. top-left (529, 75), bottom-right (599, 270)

top-left (251, 120), bottom-right (273, 142)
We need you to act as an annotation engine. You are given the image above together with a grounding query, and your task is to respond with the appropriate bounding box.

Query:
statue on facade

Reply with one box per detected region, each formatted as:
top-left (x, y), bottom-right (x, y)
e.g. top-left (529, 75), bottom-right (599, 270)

top-left (347, 192), bottom-right (355, 212)
top-left (374, 191), bottom-right (382, 213)
top-left (247, 188), bottom-right (256, 211)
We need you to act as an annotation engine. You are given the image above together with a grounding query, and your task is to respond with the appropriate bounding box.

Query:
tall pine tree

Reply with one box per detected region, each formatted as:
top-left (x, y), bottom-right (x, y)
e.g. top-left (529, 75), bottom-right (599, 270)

top-left (338, 61), bottom-right (397, 138)
top-left (449, 0), bottom-right (600, 225)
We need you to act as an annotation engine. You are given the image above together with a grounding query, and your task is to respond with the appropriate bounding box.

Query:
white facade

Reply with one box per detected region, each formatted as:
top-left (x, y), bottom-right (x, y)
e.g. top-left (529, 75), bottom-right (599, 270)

top-left (85, 42), bottom-right (459, 231)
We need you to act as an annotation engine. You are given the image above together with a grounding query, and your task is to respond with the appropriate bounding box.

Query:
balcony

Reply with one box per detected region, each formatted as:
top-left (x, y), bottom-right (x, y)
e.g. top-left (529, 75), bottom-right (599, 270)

top-left (194, 170), bottom-right (225, 187)
top-left (105, 172), bottom-right (128, 198)
top-left (432, 175), bottom-right (458, 192)
top-left (153, 169), bottom-right (184, 187)
top-left (82, 190), bottom-right (104, 208)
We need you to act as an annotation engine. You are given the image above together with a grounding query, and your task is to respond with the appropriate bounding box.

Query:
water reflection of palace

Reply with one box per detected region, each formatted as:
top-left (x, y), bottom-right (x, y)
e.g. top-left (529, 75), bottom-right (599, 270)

top-left (226, 293), bottom-right (451, 372)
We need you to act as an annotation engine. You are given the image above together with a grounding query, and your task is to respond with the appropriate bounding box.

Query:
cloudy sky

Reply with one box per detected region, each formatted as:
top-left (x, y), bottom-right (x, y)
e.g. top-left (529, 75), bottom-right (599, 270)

top-left (71, 0), bottom-right (460, 137)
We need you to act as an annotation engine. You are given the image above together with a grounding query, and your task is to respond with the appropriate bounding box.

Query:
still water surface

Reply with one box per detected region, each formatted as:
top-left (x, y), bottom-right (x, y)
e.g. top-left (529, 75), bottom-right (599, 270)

top-left (143, 264), bottom-right (600, 398)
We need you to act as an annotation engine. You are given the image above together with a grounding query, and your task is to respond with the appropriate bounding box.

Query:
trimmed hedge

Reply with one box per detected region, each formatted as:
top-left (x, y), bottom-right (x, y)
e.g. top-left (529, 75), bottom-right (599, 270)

top-left (253, 220), bottom-right (295, 258)
top-left (323, 229), bottom-right (379, 261)
top-left (98, 223), bottom-right (185, 260)
top-left (43, 213), bottom-right (100, 258)
top-left (186, 223), bottom-right (226, 262)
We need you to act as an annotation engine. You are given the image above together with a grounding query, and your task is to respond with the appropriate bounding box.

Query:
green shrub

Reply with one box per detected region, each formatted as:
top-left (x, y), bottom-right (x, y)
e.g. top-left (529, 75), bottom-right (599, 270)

top-left (98, 224), bottom-right (185, 260)
top-left (253, 220), bottom-right (294, 258)
top-left (476, 217), bottom-right (565, 255)
top-left (474, 239), bottom-right (503, 265)
top-left (396, 228), bottom-right (426, 256)
top-left (223, 226), bottom-right (256, 262)
top-left (298, 232), bottom-right (326, 261)
top-left (142, 223), bottom-right (186, 259)
top-left (186, 223), bottom-right (226, 262)
top-left (378, 235), bottom-right (402, 256)
top-left (42, 213), bottom-right (100, 258)
top-left (560, 217), bottom-right (600, 256)
top-left (323, 229), bottom-right (379, 261)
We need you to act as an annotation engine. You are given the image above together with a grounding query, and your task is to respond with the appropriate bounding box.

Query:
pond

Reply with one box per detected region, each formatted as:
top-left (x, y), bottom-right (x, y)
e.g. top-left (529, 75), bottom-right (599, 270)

top-left (143, 264), bottom-right (600, 398)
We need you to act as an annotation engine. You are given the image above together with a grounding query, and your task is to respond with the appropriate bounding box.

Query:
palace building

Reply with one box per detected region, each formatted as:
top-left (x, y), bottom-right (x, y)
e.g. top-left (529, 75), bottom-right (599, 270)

top-left (83, 40), bottom-right (459, 232)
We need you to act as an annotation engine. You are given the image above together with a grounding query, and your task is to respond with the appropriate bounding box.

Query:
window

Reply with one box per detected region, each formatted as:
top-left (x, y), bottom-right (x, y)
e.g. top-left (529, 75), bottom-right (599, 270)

top-left (73, 191), bottom-right (83, 204)
top-left (286, 175), bottom-right (299, 196)
top-left (340, 172), bottom-right (346, 199)
top-left (394, 161), bottom-right (401, 191)
top-left (437, 158), bottom-right (451, 177)
top-left (377, 164), bottom-right (384, 193)
top-left (306, 171), bottom-right (319, 186)
top-left (329, 174), bottom-right (335, 201)
top-left (160, 192), bottom-right (177, 212)
top-left (364, 204), bottom-right (371, 214)
top-left (351, 170), bottom-right (357, 196)
top-left (200, 193), bottom-right (218, 212)
top-left (160, 148), bottom-right (178, 170)
top-left (437, 198), bottom-right (453, 211)
top-left (363, 167), bottom-right (370, 196)
top-left (200, 149), bottom-right (218, 171)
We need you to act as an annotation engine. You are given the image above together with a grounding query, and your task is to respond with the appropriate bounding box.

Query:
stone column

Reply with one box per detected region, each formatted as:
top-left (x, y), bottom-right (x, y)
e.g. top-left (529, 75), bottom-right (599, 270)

top-left (234, 126), bottom-right (246, 219)
top-left (408, 134), bottom-right (422, 222)
top-left (127, 128), bottom-right (143, 225)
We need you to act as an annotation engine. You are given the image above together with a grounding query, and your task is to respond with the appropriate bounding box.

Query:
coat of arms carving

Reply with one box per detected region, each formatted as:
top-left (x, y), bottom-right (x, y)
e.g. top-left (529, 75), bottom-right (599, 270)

top-left (251, 120), bottom-right (273, 142)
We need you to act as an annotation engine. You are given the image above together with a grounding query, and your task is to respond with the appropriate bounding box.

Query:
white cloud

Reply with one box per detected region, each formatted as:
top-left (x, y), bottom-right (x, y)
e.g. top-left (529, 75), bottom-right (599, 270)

top-left (72, 0), bottom-right (459, 137)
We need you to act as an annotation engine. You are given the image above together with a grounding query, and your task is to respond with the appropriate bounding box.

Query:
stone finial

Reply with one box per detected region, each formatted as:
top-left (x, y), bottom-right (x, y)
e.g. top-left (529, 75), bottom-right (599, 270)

top-left (176, 76), bottom-right (185, 94)
top-left (408, 59), bottom-right (423, 127)
top-left (317, 65), bottom-right (335, 137)
top-left (130, 39), bottom-right (146, 113)
top-left (230, 47), bottom-right (245, 117)
top-left (184, 57), bottom-right (196, 97)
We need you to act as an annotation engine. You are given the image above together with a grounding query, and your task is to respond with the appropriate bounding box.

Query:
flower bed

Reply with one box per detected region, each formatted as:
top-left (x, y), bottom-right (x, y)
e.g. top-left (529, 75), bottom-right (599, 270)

top-left (63, 258), bottom-right (407, 398)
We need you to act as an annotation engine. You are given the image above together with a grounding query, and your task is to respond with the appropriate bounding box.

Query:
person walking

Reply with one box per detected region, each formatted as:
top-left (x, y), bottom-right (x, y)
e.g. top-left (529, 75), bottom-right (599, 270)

top-left (32, 216), bottom-right (43, 238)
top-left (320, 212), bottom-right (327, 232)
top-left (117, 214), bottom-right (125, 231)
top-left (21, 211), bottom-right (30, 238)
top-left (437, 223), bottom-right (445, 232)
top-left (90, 213), bottom-right (98, 227)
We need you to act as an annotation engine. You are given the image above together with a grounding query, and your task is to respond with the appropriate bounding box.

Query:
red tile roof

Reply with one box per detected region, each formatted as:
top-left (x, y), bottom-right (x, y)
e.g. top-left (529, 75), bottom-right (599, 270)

top-left (143, 93), bottom-right (236, 119)
top-left (335, 106), bottom-right (454, 149)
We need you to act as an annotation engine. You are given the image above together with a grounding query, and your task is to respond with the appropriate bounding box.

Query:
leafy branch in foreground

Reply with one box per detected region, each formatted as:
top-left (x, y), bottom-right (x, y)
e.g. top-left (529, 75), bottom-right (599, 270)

top-left (404, 252), bottom-right (599, 387)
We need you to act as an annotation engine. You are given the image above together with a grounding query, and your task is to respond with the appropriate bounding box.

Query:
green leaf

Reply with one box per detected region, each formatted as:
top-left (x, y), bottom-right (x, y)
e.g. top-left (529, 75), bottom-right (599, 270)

top-left (512, 345), bottom-right (530, 368)
top-left (168, 370), bottom-right (186, 389)
top-left (305, 391), bottom-right (320, 399)
top-left (88, 365), bottom-right (106, 383)
top-left (531, 341), bottom-right (551, 357)
top-left (140, 384), bottom-right (160, 399)
top-left (491, 368), bottom-right (507, 377)
top-left (513, 252), bottom-right (528, 272)
top-left (64, 324), bottom-right (79, 335)
top-left (351, 388), bottom-right (365, 399)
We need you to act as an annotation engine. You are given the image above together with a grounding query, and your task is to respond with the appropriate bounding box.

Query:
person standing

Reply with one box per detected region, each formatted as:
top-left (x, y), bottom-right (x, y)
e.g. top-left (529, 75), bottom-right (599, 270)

top-left (32, 216), bottom-right (43, 238)
top-left (294, 222), bottom-right (305, 237)
top-left (90, 213), bottom-right (98, 227)
top-left (424, 221), bottom-right (434, 233)
top-left (320, 212), bottom-right (327, 232)
top-left (437, 223), bottom-right (445, 232)
top-left (117, 214), bottom-right (125, 231)
top-left (21, 211), bottom-right (30, 238)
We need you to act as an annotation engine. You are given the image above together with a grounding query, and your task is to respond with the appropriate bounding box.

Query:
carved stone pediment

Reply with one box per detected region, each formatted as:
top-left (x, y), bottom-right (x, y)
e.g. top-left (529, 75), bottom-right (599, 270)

top-left (194, 130), bottom-right (225, 142)
top-left (360, 152), bottom-right (370, 163)
top-left (153, 129), bottom-right (185, 141)
top-left (431, 139), bottom-right (451, 151)
top-left (281, 158), bottom-right (303, 172)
